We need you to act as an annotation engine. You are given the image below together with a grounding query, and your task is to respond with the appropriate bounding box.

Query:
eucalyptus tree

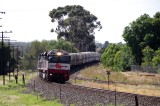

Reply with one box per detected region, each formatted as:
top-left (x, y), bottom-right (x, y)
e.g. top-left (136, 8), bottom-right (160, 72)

top-left (122, 12), bottom-right (160, 65)
top-left (49, 5), bottom-right (102, 51)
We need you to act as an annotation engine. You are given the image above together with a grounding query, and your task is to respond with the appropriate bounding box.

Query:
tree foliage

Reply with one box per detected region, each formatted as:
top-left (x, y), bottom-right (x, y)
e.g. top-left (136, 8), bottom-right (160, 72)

top-left (20, 40), bottom-right (78, 70)
top-left (49, 5), bottom-right (102, 52)
top-left (100, 44), bottom-right (121, 68)
top-left (100, 12), bottom-right (160, 72)
top-left (122, 12), bottom-right (160, 65)
top-left (99, 41), bottom-right (109, 53)
top-left (0, 43), bottom-right (16, 74)
top-left (152, 48), bottom-right (160, 66)
top-left (113, 45), bottom-right (135, 71)
top-left (142, 46), bottom-right (154, 66)
top-left (101, 43), bottom-right (134, 71)
top-left (52, 39), bottom-right (79, 52)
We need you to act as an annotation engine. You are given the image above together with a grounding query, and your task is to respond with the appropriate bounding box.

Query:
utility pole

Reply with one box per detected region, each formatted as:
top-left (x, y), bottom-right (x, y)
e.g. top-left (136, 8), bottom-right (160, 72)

top-left (1, 31), bottom-right (5, 85)
top-left (0, 11), bottom-right (5, 27)
top-left (0, 11), bottom-right (13, 85)
top-left (21, 46), bottom-right (24, 57)
top-left (16, 45), bottom-right (19, 77)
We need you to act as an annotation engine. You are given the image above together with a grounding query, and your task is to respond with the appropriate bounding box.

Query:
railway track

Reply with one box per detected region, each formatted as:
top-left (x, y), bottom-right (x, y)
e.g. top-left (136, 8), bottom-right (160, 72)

top-left (25, 77), bottom-right (160, 106)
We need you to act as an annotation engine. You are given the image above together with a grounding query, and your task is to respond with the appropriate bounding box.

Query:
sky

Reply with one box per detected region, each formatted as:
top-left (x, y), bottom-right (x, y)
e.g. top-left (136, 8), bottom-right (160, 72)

top-left (0, 0), bottom-right (160, 44)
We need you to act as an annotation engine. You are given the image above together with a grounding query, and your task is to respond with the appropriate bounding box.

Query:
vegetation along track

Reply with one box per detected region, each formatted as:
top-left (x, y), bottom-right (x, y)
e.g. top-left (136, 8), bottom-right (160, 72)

top-left (70, 76), bottom-right (160, 86)
top-left (25, 77), bottom-right (160, 106)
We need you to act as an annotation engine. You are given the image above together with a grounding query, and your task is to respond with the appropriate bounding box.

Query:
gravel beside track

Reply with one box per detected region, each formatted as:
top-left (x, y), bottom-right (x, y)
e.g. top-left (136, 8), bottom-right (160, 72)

top-left (25, 77), bottom-right (160, 106)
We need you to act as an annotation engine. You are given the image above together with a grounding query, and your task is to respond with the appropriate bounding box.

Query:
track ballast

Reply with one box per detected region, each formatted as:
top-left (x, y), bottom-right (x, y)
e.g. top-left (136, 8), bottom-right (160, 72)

top-left (25, 77), bottom-right (160, 106)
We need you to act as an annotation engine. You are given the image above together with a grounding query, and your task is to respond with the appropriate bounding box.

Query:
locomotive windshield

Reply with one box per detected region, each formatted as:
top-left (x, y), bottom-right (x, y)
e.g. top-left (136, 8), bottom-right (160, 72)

top-left (48, 55), bottom-right (70, 63)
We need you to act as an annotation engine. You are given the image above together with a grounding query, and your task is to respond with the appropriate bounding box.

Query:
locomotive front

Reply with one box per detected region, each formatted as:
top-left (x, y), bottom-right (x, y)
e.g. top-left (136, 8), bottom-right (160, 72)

top-left (37, 49), bottom-right (71, 83)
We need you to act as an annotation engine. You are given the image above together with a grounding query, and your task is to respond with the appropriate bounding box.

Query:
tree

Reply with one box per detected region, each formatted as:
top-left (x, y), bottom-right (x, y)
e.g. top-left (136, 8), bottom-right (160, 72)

top-left (152, 48), bottom-right (160, 66)
top-left (142, 46), bottom-right (154, 66)
top-left (122, 12), bottom-right (160, 65)
top-left (100, 44), bottom-right (120, 68)
top-left (103, 41), bottom-right (109, 49)
top-left (20, 53), bottom-right (36, 70)
top-left (0, 43), bottom-right (16, 74)
top-left (114, 45), bottom-right (135, 71)
top-left (20, 40), bottom-right (78, 70)
top-left (51, 39), bottom-right (79, 53)
top-left (49, 5), bottom-right (102, 52)
top-left (99, 41), bottom-right (109, 53)
top-left (95, 41), bottom-right (103, 48)
top-left (101, 43), bottom-right (135, 71)
top-left (29, 40), bottom-right (44, 60)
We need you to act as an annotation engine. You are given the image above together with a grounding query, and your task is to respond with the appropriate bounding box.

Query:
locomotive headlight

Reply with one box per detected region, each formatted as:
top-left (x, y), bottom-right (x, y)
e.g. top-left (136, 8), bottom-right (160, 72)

top-left (57, 52), bottom-right (62, 56)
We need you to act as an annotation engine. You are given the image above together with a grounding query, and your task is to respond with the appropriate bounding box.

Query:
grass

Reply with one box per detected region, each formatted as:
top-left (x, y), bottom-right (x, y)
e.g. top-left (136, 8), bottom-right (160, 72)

top-left (0, 71), bottom-right (62, 106)
top-left (75, 64), bottom-right (160, 97)
top-left (74, 80), bottom-right (160, 97)
top-left (78, 64), bottom-right (160, 85)
top-left (0, 84), bottom-right (62, 106)
top-left (78, 64), bottom-right (129, 82)
top-left (79, 64), bottom-right (106, 80)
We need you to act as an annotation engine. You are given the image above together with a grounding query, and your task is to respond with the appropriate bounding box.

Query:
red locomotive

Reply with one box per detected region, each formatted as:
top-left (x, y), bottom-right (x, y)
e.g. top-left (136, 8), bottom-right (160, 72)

top-left (37, 49), bottom-right (100, 83)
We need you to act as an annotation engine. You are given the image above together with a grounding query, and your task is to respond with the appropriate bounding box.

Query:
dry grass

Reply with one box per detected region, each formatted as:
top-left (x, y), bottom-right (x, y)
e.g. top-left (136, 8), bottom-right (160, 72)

top-left (75, 64), bottom-right (160, 97)
top-left (78, 64), bottom-right (160, 85)
top-left (121, 72), bottom-right (160, 85)
top-left (78, 64), bottom-right (106, 80)
top-left (75, 80), bottom-right (160, 97)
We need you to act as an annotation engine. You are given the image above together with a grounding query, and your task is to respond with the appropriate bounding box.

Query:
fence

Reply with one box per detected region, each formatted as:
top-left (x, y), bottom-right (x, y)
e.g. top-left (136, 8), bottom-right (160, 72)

top-left (131, 64), bottom-right (160, 73)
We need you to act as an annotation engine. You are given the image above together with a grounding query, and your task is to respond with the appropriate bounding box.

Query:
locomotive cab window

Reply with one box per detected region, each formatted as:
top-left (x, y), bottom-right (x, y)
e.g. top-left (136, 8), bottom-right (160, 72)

top-left (48, 55), bottom-right (70, 63)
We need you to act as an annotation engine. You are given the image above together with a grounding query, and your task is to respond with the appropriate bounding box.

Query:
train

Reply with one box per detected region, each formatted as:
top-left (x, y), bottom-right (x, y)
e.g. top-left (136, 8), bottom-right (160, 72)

top-left (37, 49), bottom-right (100, 83)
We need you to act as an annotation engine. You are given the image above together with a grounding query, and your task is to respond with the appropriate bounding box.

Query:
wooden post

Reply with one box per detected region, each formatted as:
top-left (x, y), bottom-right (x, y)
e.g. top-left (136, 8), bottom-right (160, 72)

top-left (22, 74), bottom-right (25, 85)
top-left (115, 87), bottom-right (117, 106)
top-left (15, 75), bottom-right (18, 84)
top-left (106, 70), bottom-right (111, 90)
top-left (34, 80), bottom-right (35, 93)
top-left (12, 46), bottom-right (15, 77)
top-left (135, 95), bottom-right (139, 106)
